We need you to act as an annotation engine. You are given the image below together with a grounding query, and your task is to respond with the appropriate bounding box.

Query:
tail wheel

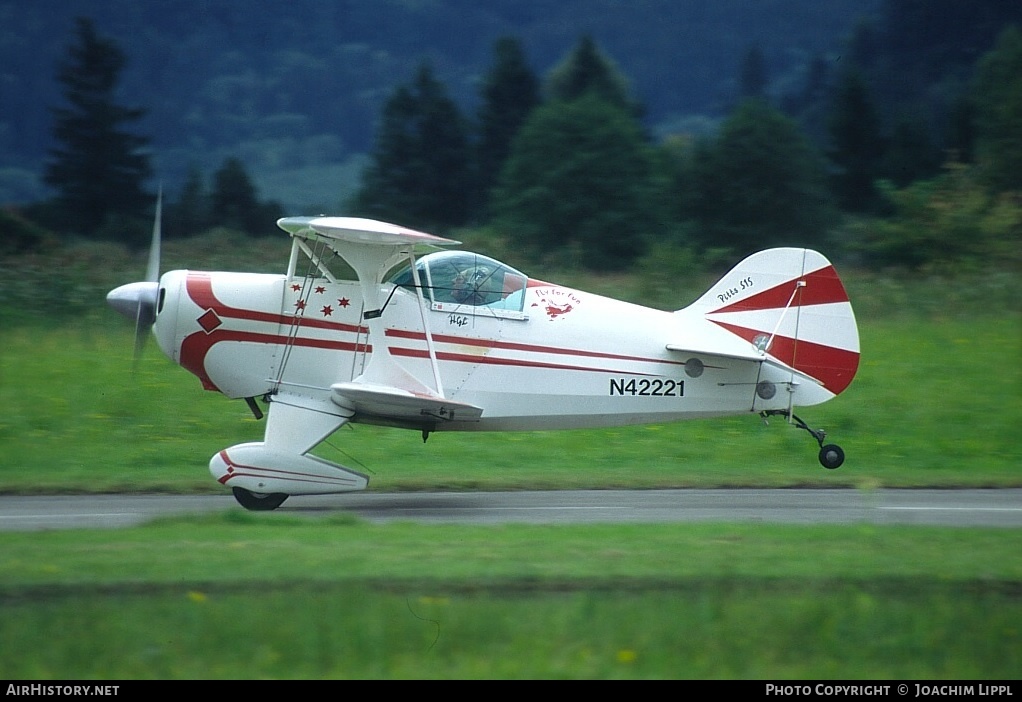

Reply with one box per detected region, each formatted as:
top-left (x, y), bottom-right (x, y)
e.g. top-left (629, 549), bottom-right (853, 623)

top-left (761, 410), bottom-right (847, 470)
top-left (232, 487), bottom-right (288, 511)
top-left (819, 444), bottom-right (845, 470)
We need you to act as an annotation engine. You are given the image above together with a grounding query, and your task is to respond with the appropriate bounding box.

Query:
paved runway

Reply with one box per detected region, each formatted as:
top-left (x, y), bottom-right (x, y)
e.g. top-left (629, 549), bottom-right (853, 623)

top-left (1, 489), bottom-right (1020, 531)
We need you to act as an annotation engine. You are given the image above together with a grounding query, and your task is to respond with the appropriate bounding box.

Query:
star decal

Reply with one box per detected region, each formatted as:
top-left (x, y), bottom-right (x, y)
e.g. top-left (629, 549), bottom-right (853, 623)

top-left (321, 305), bottom-right (334, 316)
top-left (291, 284), bottom-right (301, 292)
top-left (294, 299), bottom-right (306, 312)
top-left (338, 297), bottom-right (350, 308)
top-left (315, 286), bottom-right (326, 294)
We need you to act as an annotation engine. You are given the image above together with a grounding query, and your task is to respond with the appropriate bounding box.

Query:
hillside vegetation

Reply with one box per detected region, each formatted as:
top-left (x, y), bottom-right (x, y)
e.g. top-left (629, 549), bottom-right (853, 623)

top-left (3, 0), bottom-right (880, 206)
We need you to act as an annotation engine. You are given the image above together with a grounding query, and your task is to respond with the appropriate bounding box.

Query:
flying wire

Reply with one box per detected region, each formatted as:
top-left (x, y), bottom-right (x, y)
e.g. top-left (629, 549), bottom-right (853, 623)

top-left (274, 236), bottom-right (333, 390)
top-left (321, 435), bottom-right (375, 475)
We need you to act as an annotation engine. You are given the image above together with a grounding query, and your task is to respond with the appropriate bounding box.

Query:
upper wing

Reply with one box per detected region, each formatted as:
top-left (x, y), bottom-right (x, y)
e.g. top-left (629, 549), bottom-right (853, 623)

top-left (278, 216), bottom-right (461, 249)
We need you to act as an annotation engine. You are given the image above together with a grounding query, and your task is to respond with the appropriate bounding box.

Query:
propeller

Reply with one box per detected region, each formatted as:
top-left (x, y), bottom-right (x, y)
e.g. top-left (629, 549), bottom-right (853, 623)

top-left (106, 188), bottom-right (163, 364)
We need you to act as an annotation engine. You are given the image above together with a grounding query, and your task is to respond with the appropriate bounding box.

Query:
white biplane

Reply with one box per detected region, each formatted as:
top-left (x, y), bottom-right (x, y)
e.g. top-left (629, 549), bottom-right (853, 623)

top-left (108, 209), bottom-right (859, 510)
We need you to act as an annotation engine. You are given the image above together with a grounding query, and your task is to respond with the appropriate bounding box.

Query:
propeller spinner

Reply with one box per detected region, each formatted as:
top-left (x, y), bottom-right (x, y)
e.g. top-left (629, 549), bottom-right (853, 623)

top-left (106, 189), bottom-right (162, 361)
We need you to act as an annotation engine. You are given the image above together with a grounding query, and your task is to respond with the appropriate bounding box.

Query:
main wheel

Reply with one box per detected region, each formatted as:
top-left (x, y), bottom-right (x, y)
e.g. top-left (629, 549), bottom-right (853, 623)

top-left (818, 444), bottom-right (845, 470)
top-left (232, 487), bottom-right (288, 511)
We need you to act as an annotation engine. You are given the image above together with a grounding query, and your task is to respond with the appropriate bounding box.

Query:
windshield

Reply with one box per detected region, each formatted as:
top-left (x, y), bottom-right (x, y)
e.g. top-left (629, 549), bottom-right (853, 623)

top-left (388, 251), bottom-right (527, 312)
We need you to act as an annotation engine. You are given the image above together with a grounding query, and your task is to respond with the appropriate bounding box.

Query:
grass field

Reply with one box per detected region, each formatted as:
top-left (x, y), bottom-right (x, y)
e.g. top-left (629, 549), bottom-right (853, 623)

top-left (1, 262), bottom-right (1020, 679)
top-left (1, 315), bottom-right (1019, 493)
top-left (1, 517), bottom-right (1019, 679)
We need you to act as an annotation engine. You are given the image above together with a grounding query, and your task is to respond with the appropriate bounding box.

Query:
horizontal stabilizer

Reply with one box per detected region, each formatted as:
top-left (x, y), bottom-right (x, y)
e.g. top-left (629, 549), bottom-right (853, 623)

top-left (665, 342), bottom-right (763, 363)
top-left (331, 381), bottom-right (483, 423)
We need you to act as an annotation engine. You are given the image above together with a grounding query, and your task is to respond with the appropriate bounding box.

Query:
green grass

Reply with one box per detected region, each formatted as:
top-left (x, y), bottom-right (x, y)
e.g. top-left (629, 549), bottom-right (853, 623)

top-left (1, 262), bottom-right (1020, 679)
top-left (3, 580), bottom-right (1017, 679)
top-left (1, 517), bottom-right (1019, 679)
top-left (6, 517), bottom-right (1022, 585)
top-left (2, 315), bottom-right (1019, 493)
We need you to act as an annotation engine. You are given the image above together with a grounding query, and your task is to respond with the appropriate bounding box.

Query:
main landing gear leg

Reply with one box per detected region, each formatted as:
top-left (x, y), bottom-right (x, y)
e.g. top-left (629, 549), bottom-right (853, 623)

top-left (760, 410), bottom-right (845, 470)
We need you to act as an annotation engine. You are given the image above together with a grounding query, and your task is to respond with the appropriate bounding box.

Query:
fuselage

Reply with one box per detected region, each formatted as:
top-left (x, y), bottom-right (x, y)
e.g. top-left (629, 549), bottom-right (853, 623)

top-left (151, 264), bottom-right (824, 433)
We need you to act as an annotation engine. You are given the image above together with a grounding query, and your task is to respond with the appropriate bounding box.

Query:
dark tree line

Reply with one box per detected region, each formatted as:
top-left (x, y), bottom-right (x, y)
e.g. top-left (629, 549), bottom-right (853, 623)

top-left (8, 5), bottom-right (1022, 275)
top-left (33, 17), bottom-right (282, 245)
top-left (351, 34), bottom-right (833, 269)
top-left (352, 35), bottom-right (667, 270)
top-left (163, 159), bottom-right (284, 239)
top-left (352, 8), bottom-right (1021, 272)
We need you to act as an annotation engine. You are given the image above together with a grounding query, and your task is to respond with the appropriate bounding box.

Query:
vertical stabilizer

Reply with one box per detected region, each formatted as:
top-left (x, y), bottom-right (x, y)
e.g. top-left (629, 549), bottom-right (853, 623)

top-left (683, 248), bottom-right (860, 397)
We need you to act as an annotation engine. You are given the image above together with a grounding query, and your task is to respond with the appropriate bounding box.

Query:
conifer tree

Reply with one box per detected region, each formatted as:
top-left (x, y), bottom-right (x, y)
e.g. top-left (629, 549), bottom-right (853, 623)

top-left (166, 166), bottom-right (210, 238)
top-left (687, 100), bottom-right (831, 255)
top-left (827, 68), bottom-right (886, 212)
top-left (209, 157), bottom-right (281, 236)
top-left (43, 17), bottom-right (151, 240)
top-left (545, 35), bottom-right (640, 116)
top-left (493, 94), bottom-right (659, 270)
top-left (880, 118), bottom-right (941, 187)
top-left (211, 158), bottom-right (258, 231)
top-left (475, 37), bottom-right (540, 216)
top-left (739, 45), bottom-right (768, 101)
top-left (353, 63), bottom-right (471, 229)
top-left (972, 26), bottom-right (1022, 192)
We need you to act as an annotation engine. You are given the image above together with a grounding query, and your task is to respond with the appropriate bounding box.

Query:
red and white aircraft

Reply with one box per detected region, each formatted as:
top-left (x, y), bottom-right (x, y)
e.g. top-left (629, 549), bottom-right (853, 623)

top-left (108, 212), bottom-right (860, 510)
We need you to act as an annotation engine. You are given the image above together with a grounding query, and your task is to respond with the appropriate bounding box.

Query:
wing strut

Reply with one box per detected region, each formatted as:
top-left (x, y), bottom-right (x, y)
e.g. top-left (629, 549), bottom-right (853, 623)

top-left (275, 217), bottom-right (478, 421)
top-left (408, 250), bottom-right (444, 396)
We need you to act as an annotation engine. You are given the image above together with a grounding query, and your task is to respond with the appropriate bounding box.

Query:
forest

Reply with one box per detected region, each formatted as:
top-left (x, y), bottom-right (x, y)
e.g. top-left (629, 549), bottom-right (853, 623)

top-left (1, 0), bottom-right (1020, 275)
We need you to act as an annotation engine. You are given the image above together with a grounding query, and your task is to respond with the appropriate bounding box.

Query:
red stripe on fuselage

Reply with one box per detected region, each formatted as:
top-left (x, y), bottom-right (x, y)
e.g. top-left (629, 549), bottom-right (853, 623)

top-left (384, 327), bottom-right (686, 367)
top-left (388, 346), bottom-right (664, 376)
top-left (180, 273), bottom-right (369, 391)
top-left (185, 272), bottom-right (366, 334)
top-left (180, 330), bottom-right (371, 391)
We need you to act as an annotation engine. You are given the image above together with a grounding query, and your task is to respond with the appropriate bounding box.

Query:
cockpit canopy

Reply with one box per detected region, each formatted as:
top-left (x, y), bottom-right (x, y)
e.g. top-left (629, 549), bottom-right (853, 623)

top-left (388, 251), bottom-right (528, 314)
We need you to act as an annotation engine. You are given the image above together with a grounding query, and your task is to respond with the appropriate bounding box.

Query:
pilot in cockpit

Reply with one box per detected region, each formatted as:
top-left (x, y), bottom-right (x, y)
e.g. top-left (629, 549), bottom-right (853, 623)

top-left (451, 265), bottom-right (497, 305)
top-left (388, 251), bottom-right (526, 311)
